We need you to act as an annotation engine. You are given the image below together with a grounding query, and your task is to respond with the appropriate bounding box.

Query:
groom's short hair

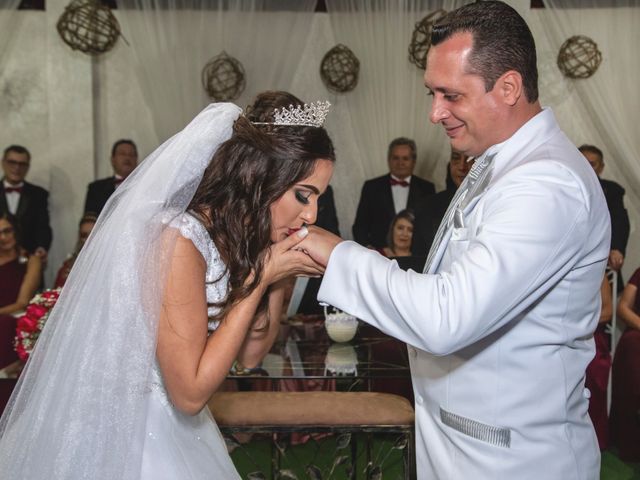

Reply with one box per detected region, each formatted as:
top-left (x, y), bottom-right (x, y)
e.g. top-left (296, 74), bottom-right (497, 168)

top-left (431, 0), bottom-right (539, 103)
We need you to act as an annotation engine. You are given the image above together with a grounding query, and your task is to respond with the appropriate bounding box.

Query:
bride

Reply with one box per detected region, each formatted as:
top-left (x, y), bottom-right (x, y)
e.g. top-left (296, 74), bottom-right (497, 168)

top-left (0, 91), bottom-right (335, 479)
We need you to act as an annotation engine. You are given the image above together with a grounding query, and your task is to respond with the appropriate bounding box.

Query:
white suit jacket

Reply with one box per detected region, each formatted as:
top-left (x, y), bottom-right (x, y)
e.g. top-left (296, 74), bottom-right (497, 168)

top-left (318, 109), bottom-right (609, 480)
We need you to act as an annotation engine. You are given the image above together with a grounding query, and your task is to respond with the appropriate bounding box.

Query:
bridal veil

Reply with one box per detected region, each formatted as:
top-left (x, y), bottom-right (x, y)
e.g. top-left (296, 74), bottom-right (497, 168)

top-left (0, 103), bottom-right (241, 479)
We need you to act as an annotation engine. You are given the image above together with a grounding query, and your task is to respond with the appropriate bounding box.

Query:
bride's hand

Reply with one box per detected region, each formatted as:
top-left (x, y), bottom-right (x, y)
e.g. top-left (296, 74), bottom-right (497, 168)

top-left (262, 227), bottom-right (325, 285)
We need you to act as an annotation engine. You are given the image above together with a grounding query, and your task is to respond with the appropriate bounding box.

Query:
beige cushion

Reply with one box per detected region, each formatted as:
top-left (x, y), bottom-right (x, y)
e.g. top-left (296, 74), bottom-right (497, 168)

top-left (208, 391), bottom-right (414, 427)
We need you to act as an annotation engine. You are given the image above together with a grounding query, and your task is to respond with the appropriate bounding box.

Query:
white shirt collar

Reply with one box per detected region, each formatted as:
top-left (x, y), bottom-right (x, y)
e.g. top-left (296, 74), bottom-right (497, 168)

top-left (390, 174), bottom-right (412, 183)
top-left (3, 180), bottom-right (24, 189)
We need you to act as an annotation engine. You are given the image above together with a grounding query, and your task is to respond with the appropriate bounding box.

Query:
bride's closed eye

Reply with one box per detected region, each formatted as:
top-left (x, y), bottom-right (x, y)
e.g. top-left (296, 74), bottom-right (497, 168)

top-left (295, 190), bottom-right (312, 205)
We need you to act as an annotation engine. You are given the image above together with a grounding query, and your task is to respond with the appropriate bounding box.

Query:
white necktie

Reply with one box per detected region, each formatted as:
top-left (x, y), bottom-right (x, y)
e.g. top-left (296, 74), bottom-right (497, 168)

top-left (423, 153), bottom-right (496, 273)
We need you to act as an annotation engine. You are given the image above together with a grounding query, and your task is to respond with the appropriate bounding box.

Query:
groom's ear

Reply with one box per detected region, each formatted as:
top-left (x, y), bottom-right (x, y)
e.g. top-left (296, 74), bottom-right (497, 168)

top-left (496, 70), bottom-right (523, 107)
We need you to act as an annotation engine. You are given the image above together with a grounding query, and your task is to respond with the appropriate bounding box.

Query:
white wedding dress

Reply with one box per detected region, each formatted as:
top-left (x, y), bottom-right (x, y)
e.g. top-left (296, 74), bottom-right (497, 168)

top-left (0, 103), bottom-right (244, 480)
top-left (139, 212), bottom-right (240, 479)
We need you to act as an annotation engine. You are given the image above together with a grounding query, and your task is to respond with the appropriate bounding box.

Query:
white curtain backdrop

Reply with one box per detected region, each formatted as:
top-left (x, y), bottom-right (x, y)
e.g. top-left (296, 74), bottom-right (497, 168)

top-left (116, 0), bottom-right (316, 144)
top-left (0, 0), bottom-right (22, 68)
top-left (324, 0), bottom-right (470, 189)
top-left (530, 1), bottom-right (640, 280)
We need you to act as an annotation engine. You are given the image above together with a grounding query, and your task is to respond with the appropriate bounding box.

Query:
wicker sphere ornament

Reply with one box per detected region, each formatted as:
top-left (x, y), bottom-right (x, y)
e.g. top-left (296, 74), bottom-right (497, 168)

top-left (408, 9), bottom-right (448, 70)
top-left (320, 44), bottom-right (360, 94)
top-left (201, 52), bottom-right (246, 101)
top-left (56, 0), bottom-right (121, 56)
top-left (557, 35), bottom-right (602, 79)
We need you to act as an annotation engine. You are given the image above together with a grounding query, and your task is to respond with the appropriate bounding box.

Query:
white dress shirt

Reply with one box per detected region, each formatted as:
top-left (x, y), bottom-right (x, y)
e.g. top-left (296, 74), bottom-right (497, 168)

top-left (3, 180), bottom-right (23, 214)
top-left (390, 175), bottom-right (411, 214)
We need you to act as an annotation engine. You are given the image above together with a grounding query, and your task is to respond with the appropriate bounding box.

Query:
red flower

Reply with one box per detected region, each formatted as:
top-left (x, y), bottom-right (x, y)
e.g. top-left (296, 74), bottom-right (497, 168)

top-left (14, 288), bottom-right (61, 362)
top-left (26, 304), bottom-right (48, 320)
top-left (15, 344), bottom-right (28, 362)
top-left (17, 316), bottom-right (39, 333)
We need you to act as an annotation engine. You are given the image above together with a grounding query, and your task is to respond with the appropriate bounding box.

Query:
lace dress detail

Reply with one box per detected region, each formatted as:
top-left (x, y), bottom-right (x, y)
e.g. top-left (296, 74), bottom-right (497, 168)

top-left (170, 212), bottom-right (228, 327)
top-left (140, 212), bottom-right (240, 479)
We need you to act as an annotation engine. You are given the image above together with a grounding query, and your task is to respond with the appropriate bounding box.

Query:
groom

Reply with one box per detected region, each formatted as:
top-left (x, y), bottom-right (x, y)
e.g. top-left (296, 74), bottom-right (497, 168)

top-left (299, 2), bottom-right (608, 479)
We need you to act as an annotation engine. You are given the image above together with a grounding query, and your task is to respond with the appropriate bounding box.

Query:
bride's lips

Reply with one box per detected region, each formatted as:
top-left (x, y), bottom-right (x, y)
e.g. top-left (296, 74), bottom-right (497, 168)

top-left (287, 227), bottom-right (301, 236)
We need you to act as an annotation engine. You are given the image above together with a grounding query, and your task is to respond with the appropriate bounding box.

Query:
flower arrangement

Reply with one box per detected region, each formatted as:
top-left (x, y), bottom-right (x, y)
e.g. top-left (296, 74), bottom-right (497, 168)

top-left (14, 288), bottom-right (62, 362)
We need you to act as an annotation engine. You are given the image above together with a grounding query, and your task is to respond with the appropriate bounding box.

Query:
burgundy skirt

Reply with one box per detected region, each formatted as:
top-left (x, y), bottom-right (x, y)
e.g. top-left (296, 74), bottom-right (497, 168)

top-left (585, 326), bottom-right (611, 450)
top-left (610, 329), bottom-right (640, 461)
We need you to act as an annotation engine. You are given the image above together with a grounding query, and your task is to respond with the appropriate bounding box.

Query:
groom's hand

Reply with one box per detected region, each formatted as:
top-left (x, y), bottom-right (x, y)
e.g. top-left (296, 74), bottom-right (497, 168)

top-left (297, 225), bottom-right (343, 267)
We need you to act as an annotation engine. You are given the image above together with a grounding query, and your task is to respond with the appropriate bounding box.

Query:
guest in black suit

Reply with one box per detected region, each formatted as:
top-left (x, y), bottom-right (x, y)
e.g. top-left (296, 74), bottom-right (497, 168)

top-left (84, 139), bottom-right (139, 216)
top-left (352, 137), bottom-right (435, 249)
top-left (579, 144), bottom-right (630, 274)
top-left (412, 149), bottom-right (472, 257)
top-left (0, 145), bottom-right (52, 260)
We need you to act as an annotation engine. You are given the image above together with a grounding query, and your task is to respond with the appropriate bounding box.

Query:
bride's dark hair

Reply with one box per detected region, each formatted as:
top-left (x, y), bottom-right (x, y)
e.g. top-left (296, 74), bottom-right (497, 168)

top-left (189, 91), bottom-right (335, 324)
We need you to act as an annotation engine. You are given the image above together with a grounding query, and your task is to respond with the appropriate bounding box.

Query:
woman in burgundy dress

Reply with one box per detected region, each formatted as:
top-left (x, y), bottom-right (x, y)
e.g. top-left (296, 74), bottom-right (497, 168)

top-left (611, 266), bottom-right (640, 461)
top-left (0, 213), bottom-right (42, 413)
top-left (585, 274), bottom-right (613, 450)
top-left (0, 213), bottom-right (42, 315)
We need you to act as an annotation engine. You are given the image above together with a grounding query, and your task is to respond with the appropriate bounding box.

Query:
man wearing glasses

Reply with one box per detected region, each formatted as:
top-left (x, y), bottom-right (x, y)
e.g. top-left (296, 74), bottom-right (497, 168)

top-left (0, 145), bottom-right (52, 262)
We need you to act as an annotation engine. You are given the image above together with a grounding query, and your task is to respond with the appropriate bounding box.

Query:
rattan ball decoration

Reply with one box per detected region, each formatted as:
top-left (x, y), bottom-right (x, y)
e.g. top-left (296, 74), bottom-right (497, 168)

top-left (56, 0), bottom-right (121, 56)
top-left (409, 9), bottom-right (447, 70)
top-left (557, 35), bottom-right (602, 79)
top-left (201, 52), bottom-right (246, 101)
top-left (320, 44), bottom-right (360, 94)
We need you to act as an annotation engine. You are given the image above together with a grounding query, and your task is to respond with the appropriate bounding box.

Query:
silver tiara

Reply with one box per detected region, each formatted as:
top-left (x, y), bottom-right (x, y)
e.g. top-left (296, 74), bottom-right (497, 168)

top-left (252, 101), bottom-right (331, 128)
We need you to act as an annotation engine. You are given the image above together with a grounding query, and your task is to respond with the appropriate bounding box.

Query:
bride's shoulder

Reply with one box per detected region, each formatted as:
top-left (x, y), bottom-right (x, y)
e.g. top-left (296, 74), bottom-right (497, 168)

top-left (168, 212), bottom-right (213, 261)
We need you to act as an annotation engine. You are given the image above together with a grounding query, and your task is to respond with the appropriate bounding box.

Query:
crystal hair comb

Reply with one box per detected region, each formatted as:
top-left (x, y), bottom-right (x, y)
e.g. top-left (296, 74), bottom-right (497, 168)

top-left (252, 101), bottom-right (331, 128)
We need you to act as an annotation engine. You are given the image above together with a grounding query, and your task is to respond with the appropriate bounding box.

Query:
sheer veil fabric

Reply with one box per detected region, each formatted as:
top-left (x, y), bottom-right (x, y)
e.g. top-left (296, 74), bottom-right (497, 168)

top-left (0, 103), bottom-right (242, 479)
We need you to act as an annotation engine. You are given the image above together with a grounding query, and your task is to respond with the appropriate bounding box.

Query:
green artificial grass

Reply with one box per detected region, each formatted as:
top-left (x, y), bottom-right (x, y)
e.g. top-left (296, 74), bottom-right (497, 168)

top-left (230, 436), bottom-right (640, 480)
top-left (601, 450), bottom-right (640, 480)
top-left (230, 433), bottom-right (406, 479)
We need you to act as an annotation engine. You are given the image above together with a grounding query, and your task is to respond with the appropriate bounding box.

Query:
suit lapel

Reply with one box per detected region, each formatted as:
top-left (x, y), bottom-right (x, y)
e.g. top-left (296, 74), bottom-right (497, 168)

top-left (0, 183), bottom-right (8, 214)
top-left (15, 183), bottom-right (31, 219)
top-left (424, 153), bottom-right (496, 274)
top-left (407, 179), bottom-right (420, 209)
top-left (382, 175), bottom-right (395, 216)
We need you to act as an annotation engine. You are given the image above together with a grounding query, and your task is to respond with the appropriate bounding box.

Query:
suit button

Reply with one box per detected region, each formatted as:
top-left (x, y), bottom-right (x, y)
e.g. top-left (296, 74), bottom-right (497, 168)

top-left (583, 388), bottom-right (591, 399)
top-left (416, 395), bottom-right (423, 405)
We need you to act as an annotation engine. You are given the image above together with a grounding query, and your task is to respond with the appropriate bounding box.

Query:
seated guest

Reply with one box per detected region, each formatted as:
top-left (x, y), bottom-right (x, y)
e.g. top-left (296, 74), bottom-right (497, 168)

top-left (1, 145), bottom-right (52, 262)
top-left (585, 273), bottom-right (613, 450)
top-left (84, 139), bottom-right (139, 216)
top-left (412, 149), bottom-right (472, 256)
top-left (54, 213), bottom-right (97, 288)
top-left (610, 265), bottom-right (640, 461)
top-left (0, 213), bottom-right (42, 315)
top-left (352, 137), bottom-right (434, 249)
top-left (380, 209), bottom-right (414, 258)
